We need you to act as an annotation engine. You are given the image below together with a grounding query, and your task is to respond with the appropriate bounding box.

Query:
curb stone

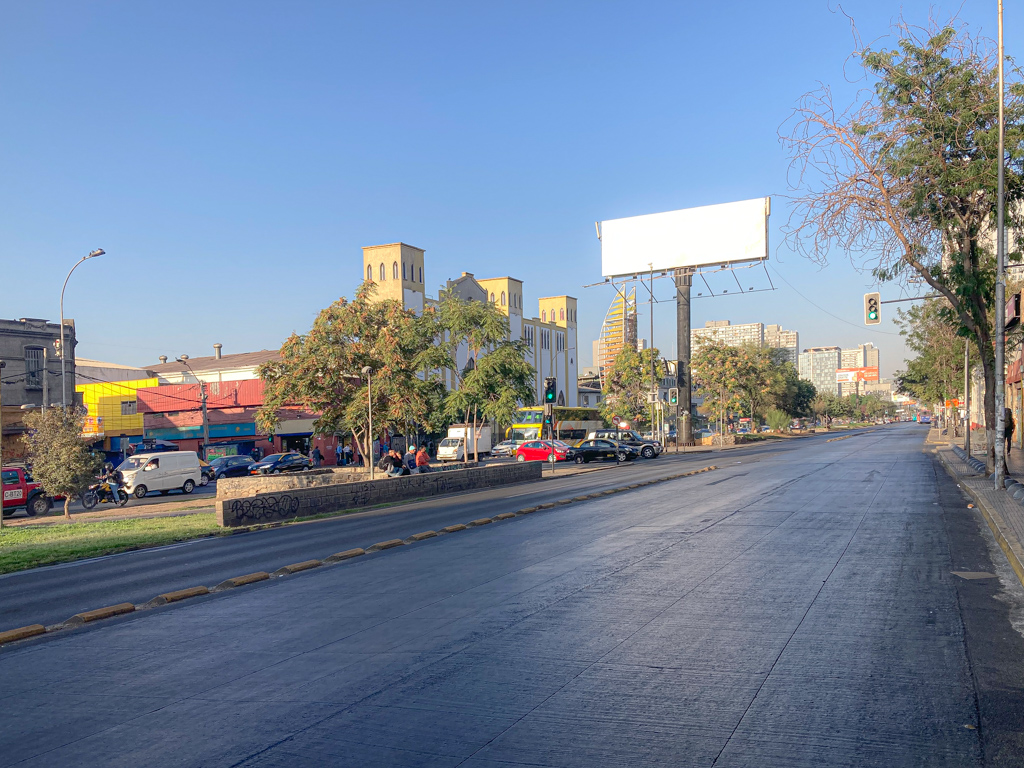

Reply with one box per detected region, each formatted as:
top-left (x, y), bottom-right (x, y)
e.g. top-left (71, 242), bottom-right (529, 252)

top-left (440, 524), bottom-right (468, 533)
top-left (407, 531), bottom-right (438, 542)
top-left (468, 518), bottom-right (493, 526)
top-left (0, 625), bottom-right (45, 644)
top-left (272, 560), bottom-right (322, 577)
top-left (324, 548), bottom-right (365, 563)
top-left (63, 603), bottom-right (135, 628)
top-left (212, 572), bottom-right (271, 591)
top-left (366, 539), bottom-right (404, 553)
top-left (142, 586), bottom-right (209, 608)
top-left (493, 513), bottom-right (517, 520)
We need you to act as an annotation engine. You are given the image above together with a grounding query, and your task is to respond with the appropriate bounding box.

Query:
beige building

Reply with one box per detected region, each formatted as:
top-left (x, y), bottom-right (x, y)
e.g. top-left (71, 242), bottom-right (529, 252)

top-left (361, 243), bottom-right (578, 406)
top-left (692, 320), bottom-right (799, 365)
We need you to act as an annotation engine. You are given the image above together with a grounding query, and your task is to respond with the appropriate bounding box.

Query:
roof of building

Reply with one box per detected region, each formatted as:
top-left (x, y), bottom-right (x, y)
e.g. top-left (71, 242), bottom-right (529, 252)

top-left (76, 358), bottom-right (156, 372)
top-left (362, 242), bottom-right (425, 252)
top-left (146, 349), bottom-right (280, 374)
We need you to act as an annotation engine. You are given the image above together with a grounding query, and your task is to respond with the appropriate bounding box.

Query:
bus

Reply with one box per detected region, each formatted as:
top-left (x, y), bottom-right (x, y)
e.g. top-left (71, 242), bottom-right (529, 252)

top-left (505, 407), bottom-right (604, 444)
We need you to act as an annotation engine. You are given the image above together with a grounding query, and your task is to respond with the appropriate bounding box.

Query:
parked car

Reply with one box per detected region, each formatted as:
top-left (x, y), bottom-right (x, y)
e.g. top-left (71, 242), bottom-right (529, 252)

top-left (248, 453), bottom-right (313, 475)
top-left (586, 429), bottom-right (662, 459)
top-left (491, 440), bottom-right (519, 458)
top-left (118, 451), bottom-right (202, 499)
top-left (198, 459), bottom-right (215, 486)
top-left (565, 439), bottom-right (637, 464)
top-left (1, 466), bottom-right (51, 518)
top-left (515, 440), bottom-right (571, 463)
top-left (209, 455), bottom-right (256, 479)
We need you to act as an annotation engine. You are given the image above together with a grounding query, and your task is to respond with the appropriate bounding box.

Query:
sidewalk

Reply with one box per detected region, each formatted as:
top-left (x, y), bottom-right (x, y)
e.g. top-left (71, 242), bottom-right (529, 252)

top-left (935, 446), bottom-right (1024, 588)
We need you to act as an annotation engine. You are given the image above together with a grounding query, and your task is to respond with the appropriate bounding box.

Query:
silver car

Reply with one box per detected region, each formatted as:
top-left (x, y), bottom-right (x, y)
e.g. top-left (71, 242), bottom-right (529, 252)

top-left (491, 440), bottom-right (519, 457)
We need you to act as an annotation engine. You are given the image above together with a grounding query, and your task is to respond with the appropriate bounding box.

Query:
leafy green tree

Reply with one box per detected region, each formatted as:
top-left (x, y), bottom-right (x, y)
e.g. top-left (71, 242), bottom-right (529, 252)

top-left (691, 342), bottom-right (747, 431)
top-left (783, 19), bottom-right (1024, 472)
top-left (765, 407), bottom-right (791, 432)
top-left (23, 407), bottom-right (103, 519)
top-left (257, 283), bottom-right (446, 465)
top-left (894, 300), bottom-right (972, 407)
top-left (451, 342), bottom-right (536, 455)
top-left (600, 346), bottom-right (662, 429)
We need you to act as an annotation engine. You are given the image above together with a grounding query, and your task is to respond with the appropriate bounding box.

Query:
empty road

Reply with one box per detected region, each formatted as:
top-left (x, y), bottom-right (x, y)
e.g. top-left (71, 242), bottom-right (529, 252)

top-left (2, 424), bottom-right (1022, 767)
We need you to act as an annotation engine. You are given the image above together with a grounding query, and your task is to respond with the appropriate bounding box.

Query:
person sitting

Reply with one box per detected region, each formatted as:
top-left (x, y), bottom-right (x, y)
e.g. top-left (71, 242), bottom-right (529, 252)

top-left (415, 445), bottom-right (431, 473)
top-left (385, 450), bottom-right (406, 477)
top-left (403, 445), bottom-right (417, 473)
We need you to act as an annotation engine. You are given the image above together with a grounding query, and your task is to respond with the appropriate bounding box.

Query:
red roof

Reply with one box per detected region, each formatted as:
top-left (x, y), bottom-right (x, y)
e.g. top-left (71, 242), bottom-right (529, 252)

top-left (137, 380), bottom-right (267, 414)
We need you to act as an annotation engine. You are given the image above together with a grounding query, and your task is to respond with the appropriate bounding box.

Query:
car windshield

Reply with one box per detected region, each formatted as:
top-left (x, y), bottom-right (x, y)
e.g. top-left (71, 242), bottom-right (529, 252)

top-left (118, 456), bottom-right (149, 470)
top-left (553, 441), bottom-right (570, 449)
top-left (439, 438), bottom-right (460, 448)
top-left (261, 454), bottom-right (284, 463)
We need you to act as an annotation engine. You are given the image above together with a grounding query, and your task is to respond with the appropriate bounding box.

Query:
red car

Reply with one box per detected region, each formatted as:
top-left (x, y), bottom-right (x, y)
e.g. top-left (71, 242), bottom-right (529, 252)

top-left (515, 440), bottom-right (570, 463)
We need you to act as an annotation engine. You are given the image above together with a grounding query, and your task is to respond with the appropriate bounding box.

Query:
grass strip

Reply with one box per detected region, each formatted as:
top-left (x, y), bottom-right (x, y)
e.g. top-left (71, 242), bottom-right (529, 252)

top-left (0, 514), bottom-right (222, 575)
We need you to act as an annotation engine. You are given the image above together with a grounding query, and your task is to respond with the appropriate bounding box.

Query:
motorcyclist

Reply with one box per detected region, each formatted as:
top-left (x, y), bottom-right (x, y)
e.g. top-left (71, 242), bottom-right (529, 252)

top-left (100, 462), bottom-right (124, 503)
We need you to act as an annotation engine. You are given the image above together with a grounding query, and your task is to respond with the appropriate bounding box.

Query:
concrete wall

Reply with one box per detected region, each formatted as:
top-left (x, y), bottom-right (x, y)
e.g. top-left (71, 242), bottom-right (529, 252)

top-left (216, 461), bottom-right (541, 527)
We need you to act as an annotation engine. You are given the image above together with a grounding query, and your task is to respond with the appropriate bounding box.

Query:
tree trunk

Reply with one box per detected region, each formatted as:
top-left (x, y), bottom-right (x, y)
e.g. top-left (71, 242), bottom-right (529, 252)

top-left (64, 495), bottom-right (71, 520)
top-left (472, 405), bottom-right (479, 463)
top-left (979, 338), bottom-right (999, 476)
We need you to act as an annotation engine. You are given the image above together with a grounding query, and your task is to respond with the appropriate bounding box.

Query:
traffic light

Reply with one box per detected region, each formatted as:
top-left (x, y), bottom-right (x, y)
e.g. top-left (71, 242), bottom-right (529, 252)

top-left (864, 292), bottom-right (880, 325)
top-left (543, 377), bottom-right (557, 404)
top-left (668, 387), bottom-right (679, 406)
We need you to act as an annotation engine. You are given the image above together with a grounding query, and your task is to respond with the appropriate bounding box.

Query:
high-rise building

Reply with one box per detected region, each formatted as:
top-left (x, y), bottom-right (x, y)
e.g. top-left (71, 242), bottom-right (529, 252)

top-left (800, 346), bottom-right (842, 396)
top-left (839, 343), bottom-right (881, 396)
top-left (692, 321), bottom-right (799, 365)
top-left (595, 289), bottom-right (637, 386)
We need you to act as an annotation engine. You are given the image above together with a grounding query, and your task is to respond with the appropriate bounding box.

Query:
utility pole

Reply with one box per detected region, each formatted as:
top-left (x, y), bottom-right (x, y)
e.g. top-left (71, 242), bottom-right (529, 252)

top-left (965, 342), bottom-right (971, 457)
top-left (176, 355), bottom-right (210, 460)
top-left (995, 0), bottom-right (1006, 489)
top-left (42, 346), bottom-right (48, 409)
top-left (675, 268), bottom-right (693, 448)
top-left (362, 366), bottom-right (374, 481)
top-left (60, 249), bottom-right (104, 408)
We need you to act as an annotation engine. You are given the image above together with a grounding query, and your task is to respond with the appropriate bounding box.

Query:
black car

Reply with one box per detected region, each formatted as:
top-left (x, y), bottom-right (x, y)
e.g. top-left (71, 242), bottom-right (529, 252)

top-left (210, 455), bottom-right (256, 479)
top-left (248, 453), bottom-right (312, 475)
top-left (587, 429), bottom-right (662, 459)
top-left (566, 439), bottom-right (637, 464)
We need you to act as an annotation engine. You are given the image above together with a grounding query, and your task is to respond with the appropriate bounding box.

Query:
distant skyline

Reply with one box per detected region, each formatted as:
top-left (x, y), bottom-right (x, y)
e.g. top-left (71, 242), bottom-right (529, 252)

top-left (2, 1), bottom-right (1015, 382)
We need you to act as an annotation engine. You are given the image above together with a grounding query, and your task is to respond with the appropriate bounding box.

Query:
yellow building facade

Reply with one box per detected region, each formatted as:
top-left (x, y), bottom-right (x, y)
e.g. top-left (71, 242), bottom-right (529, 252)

top-left (76, 378), bottom-right (158, 450)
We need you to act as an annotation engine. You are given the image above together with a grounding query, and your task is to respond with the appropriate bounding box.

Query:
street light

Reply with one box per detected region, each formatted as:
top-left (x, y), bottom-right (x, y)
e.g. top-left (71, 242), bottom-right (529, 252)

top-left (362, 366), bottom-right (374, 481)
top-left (60, 249), bottom-right (104, 408)
top-left (175, 355), bottom-right (210, 459)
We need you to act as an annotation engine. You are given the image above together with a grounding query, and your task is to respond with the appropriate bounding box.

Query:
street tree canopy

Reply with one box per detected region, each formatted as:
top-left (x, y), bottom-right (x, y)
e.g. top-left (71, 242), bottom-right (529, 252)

top-left (782, 18), bottom-right (1024, 471)
top-left (23, 407), bottom-right (103, 519)
top-left (600, 346), bottom-right (662, 428)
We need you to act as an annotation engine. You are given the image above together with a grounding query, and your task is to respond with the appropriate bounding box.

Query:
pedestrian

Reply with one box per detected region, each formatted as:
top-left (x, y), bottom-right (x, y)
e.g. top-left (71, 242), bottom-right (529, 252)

top-left (312, 446), bottom-right (322, 467)
top-left (403, 444), bottom-right (417, 473)
top-left (344, 443), bottom-right (353, 466)
top-left (415, 444), bottom-right (431, 473)
top-left (1005, 407), bottom-right (1015, 456)
top-left (335, 444), bottom-right (343, 466)
top-left (385, 449), bottom-right (405, 478)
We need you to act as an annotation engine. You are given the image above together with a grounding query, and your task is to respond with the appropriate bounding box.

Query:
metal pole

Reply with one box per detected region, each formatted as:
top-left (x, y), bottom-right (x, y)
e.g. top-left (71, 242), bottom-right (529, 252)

top-left (675, 269), bottom-right (693, 448)
top-left (200, 381), bottom-right (210, 459)
top-left (995, 0), bottom-right (1006, 487)
top-left (965, 341), bottom-right (971, 457)
top-left (59, 250), bottom-right (104, 409)
top-left (42, 347), bottom-right (48, 409)
top-left (367, 370), bottom-right (374, 481)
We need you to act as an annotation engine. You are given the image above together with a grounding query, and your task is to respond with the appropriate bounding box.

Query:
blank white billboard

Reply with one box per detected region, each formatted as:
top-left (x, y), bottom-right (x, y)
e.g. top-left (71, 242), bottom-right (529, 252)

top-left (600, 197), bottom-right (770, 278)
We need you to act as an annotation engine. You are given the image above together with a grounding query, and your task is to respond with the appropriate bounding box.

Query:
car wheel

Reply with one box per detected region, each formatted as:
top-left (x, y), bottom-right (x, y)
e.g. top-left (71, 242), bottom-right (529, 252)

top-left (28, 495), bottom-right (49, 517)
top-left (574, 455), bottom-right (585, 464)
top-left (134, 485), bottom-right (148, 499)
top-left (516, 455), bottom-right (525, 462)
top-left (182, 479), bottom-right (195, 494)
top-left (641, 446), bottom-right (655, 459)
top-left (216, 472), bottom-right (224, 480)
top-left (617, 452), bottom-right (628, 463)
top-left (199, 474), bottom-right (210, 487)
top-left (272, 469), bottom-right (281, 474)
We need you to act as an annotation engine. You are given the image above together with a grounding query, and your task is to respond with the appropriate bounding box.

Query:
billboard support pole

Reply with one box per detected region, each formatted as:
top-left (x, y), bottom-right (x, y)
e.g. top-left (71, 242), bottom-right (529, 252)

top-left (675, 268), bottom-right (693, 448)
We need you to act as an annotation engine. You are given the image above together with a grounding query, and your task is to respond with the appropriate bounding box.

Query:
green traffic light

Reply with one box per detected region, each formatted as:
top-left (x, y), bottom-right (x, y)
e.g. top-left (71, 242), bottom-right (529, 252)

top-left (868, 311), bottom-right (878, 320)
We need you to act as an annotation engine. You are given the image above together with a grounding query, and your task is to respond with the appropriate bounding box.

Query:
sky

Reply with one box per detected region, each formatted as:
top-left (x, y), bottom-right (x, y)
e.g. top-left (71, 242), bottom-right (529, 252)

top-left (1, 0), bottom-right (1017, 380)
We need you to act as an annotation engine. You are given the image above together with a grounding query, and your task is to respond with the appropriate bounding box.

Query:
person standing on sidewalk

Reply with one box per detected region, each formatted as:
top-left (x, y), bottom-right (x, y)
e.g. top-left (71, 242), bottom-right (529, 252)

top-left (1005, 407), bottom-right (1016, 456)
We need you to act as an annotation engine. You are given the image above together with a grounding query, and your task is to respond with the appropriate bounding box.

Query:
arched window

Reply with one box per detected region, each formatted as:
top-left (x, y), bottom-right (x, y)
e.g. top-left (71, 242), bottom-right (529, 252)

top-left (490, 292), bottom-right (495, 302)
top-left (403, 262), bottom-right (407, 280)
top-left (418, 267), bottom-right (422, 283)
top-left (379, 263), bottom-right (386, 281)
top-left (560, 308), bottom-right (565, 321)
top-left (366, 265), bottom-right (372, 281)
top-left (392, 262), bottom-right (399, 280)
top-left (542, 310), bottom-right (547, 322)
top-left (500, 291), bottom-right (506, 306)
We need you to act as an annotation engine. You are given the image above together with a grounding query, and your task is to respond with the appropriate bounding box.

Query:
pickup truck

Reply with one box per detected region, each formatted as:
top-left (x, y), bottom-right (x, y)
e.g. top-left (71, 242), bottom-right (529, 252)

top-left (2, 466), bottom-right (52, 518)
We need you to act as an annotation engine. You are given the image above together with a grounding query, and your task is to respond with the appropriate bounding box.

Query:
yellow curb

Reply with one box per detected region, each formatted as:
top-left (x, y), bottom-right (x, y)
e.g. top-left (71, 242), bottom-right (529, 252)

top-left (538, 502), bottom-right (558, 508)
top-left (273, 559), bottom-right (322, 577)
top-left (494, 513), bottom-right (517, 520)
top-left (557, 499), bottom-right (573, 505)
top-left (324, 549), bottom-right (365, 563)
top-left (0, 624), bottom-right (45, 646)
top-left (441, 524), bottom-right (468, 533)
top-left (409, 531), bottom-right (438, 541)
top-left (367, 539), bottom-right (405, 552)
top-left (147, 586), bottom-right (209, 607)
top-left (517, 507), bottom-right (539, 514)
top-left (468, 518), bottom-right (493, 526)
top-left (601, 490), bottom-right (618, 495)
top-left (64, 603), bottom-right (135, 628)
top-left (213, 571), bottom-right (270, 591)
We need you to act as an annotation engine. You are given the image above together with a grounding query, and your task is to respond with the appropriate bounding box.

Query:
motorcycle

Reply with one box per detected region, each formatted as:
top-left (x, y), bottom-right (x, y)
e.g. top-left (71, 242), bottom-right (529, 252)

top-left (82, 479), bottom-right (129, 509)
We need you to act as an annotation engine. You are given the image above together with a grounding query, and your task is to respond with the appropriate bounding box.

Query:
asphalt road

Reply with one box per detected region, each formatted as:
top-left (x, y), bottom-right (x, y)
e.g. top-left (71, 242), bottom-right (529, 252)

top-left (1, 440), bottom-right (795, 630)
top-left (2, 423), bottom-right (1022, 766)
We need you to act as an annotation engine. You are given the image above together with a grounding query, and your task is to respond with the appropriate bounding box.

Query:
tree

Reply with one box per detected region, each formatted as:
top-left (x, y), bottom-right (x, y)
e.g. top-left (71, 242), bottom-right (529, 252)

top-left (435, 289), bottom-right (528, 461)
top-left (257, 283), bottom-right (446, 467)
top-left (23, 407), bottom-right (103, 519)
top-left (765, 407), bottom-right (791, 432)
top-left (894, 299), bottom-right (972, 406)
top-left (782, 18), bottom-right (1024, 472)
top-left (690, 342), bottom-right (747, 432)
top-left (600, 346), bottom-right (662, 429)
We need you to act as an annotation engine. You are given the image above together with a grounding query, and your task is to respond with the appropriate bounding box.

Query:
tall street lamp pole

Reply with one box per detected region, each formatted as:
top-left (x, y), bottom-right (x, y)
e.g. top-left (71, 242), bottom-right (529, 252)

top-left (995, 0), bottom-right (1006, 489)
top-left (0, 360), bottom-right (6, 530)
top-left (176, 356), bottom-right (209, 459)
top-left (362, 366), bottom-right (374, 481)
top-left (60, 249), bottom-right (104, 409)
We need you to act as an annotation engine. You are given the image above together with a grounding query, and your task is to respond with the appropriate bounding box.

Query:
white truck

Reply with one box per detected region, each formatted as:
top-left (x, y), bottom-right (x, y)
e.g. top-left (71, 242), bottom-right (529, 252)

top-left (436, 424), bottom-right (493, 462)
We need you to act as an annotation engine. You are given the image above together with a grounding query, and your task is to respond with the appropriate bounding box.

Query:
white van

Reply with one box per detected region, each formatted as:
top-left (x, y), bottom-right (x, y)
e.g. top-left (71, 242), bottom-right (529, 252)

top-left (118, 451), bottom-right (202, 499)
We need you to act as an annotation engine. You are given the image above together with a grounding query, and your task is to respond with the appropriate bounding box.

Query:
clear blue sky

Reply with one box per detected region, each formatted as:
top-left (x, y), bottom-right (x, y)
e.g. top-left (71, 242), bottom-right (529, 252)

top-left (1, 1), bottom-right (1016, 379)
